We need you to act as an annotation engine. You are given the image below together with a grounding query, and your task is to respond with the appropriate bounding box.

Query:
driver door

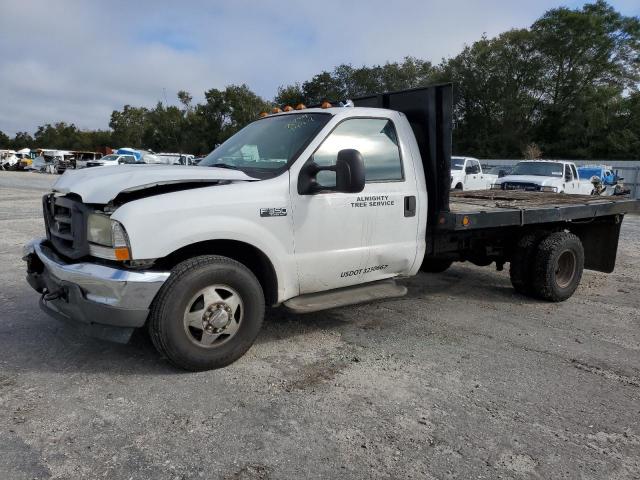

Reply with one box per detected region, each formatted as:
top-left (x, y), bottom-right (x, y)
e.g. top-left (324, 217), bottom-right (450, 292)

top-left (465, 159), bottom-right (483, 190)
top-left (290, 116), bottom-right (421, 295)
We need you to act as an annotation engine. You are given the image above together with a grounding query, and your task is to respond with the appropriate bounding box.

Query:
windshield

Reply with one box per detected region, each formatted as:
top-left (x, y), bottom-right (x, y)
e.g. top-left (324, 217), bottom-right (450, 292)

top-left (510, 162), bottom-right (563, 177)
top-left (200, 113), bottom-right (331, 178)
top-left (102, 155), bottom-right (119, 161)
top-left (452, 158), bottom-right (465, 170)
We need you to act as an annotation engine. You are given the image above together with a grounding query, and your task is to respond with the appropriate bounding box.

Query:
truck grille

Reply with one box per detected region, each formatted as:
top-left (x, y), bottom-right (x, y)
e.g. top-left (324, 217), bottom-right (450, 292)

top-left (502, 182), bottom-right (541, 192)
top-left (42, 194), bottom-right (91, 259)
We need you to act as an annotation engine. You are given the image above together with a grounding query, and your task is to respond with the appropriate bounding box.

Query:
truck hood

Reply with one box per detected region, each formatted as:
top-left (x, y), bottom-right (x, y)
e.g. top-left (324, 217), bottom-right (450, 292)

top-left (495, 175), bottom-right (559, 185)
top-left (53, 164), bottom-right (257, 204)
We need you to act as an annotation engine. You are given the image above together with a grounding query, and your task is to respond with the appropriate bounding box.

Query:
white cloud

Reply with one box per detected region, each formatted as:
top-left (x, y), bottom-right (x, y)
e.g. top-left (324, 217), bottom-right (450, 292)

top-left (0, 0), bottom-right (637, 136)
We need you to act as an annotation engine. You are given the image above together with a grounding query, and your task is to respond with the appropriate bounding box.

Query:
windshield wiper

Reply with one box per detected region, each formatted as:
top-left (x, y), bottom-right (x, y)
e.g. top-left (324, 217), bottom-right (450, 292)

top-left (210, 163), bottom-right (242, 170)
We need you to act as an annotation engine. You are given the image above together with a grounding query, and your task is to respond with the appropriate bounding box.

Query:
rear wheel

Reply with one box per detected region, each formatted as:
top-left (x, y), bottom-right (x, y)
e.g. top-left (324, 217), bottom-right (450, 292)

top-left (531, 232), bottom-right (584, 302)
top-left (510, 231), bottom-right (547, 296)
top-left (420, 258), bottom-right (453, 273)
top-left (149, 255), bottom-right (264, 371)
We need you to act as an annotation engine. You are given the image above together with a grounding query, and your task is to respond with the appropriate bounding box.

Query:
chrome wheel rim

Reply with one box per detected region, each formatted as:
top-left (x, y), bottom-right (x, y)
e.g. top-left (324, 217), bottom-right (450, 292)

top-left (183, 284), bottom-right (243, 348)
top-left (555, 250), bottom-right (577, 289)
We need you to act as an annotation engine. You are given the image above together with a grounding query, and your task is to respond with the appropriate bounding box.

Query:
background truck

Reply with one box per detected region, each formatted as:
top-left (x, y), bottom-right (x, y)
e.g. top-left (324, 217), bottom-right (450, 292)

top-left (450, 156), bottom-right (493, 190)
top-left (24, 84), bottom-right (638, 371)
top-left (578, 165), bottom-right (629, 196)
top-left (491, 159), bottom-right (593, 194)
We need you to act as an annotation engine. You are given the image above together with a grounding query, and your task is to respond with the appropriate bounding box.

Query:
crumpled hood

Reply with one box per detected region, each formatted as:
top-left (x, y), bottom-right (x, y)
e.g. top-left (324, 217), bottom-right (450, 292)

top-left (53, 164), bottom-right (257, 203)
top-left (495, 175), bottom-right (559, 186)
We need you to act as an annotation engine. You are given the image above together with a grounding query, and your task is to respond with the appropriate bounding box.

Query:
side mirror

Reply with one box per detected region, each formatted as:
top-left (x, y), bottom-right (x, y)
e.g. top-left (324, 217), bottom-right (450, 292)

top-left (498, 169), bottom-right (507, 178)
top-left (335, 149), bottom-right (366, 193)
top-left (298, 149), bottom-right (365, 195)
top-left (465, 166), bottom-right (473, 174)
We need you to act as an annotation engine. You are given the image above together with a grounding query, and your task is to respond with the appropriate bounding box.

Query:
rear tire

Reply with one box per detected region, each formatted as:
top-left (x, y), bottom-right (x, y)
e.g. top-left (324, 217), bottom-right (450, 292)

top-left (510, 231), bottom-right (547, 296)
top-left (420, 258), bottom-right (453, 273)
top-left (149, 255), bottom-right (265, 371)
top-left (531, 232), bottom-right (584, 302)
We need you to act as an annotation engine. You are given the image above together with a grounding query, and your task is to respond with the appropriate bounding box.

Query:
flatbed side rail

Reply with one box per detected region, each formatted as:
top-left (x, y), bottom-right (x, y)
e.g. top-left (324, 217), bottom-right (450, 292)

top-left (438, 192), bottom-right (639, 231)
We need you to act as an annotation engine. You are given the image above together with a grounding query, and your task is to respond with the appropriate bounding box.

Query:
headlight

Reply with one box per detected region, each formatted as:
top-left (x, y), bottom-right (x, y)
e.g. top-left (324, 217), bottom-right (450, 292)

top-left (540, 186), bottom-right (558, 193)
top-left (87, 214), bottom-right (131, 260)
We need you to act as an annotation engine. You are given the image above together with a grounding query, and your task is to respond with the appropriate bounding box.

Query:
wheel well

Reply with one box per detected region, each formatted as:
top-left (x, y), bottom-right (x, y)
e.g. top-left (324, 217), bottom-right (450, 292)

top-left (455, 183), bottom-right (463, 190)
top-left (157, 240), bottom-right (279, 306)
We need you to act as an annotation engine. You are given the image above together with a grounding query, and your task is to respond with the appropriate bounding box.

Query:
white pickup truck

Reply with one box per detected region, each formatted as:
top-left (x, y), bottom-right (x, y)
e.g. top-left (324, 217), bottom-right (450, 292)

top-left (23, 85), bottom-right (638, 371)
top-left (491, 160), bottom-right (593, 194)
top-left (450, 156), bottom-right (494, 191)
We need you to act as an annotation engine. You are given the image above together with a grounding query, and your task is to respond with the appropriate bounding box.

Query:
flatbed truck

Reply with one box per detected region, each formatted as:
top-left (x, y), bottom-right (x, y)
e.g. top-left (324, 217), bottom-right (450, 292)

top-left (24, 84), bottom-right (638, 370)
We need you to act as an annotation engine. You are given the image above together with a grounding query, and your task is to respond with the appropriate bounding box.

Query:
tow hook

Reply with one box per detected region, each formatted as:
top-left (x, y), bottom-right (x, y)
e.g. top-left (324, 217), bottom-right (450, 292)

top-left (42, 288), bottom-right (67, 302)
top-left (495, 260), bottom-right (504, 272)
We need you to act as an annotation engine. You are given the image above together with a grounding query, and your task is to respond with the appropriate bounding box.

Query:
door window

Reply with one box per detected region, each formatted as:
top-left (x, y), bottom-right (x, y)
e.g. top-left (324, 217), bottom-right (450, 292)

top-left (311, 118), bottom-right (403, 187)
top-left (570, 164), bottom-right (578, 179)
top-left (564, 165), bottom-right (573, 181)
top-left (466, 160), bottom-right (480, 174)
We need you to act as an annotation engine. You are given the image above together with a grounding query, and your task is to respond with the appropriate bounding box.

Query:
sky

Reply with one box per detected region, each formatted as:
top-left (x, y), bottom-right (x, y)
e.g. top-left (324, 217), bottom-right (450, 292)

top-left (1, 0), bottom-right (638, 136)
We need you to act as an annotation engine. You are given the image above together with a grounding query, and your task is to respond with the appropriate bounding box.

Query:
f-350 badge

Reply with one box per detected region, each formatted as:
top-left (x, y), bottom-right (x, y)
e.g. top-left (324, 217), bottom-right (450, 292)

top-left (260, 207), bottom-right (287, 217)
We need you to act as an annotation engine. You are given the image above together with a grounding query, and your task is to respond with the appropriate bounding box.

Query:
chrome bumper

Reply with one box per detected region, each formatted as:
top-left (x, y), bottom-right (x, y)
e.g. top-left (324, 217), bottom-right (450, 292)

top-left (23, 238), bottom-right (170, 342)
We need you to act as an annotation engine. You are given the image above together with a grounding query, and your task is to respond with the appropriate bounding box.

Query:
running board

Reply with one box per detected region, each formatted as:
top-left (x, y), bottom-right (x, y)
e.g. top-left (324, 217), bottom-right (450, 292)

top-left (283, 279), bottom-right (407, 313)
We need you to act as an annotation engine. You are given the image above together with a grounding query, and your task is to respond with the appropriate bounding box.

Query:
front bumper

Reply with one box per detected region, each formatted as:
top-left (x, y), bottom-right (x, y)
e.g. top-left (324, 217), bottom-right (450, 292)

top-left (23, 238), bottom-right (169, 342)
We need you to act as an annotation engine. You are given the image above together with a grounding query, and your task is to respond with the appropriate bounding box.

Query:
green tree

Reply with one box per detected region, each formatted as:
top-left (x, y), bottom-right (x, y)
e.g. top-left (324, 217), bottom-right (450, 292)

top-left (34, 122), bottom-right (81, 149)
top-left (279, 57), bottom-right (437, 106)
top-left (0, 130), bottom-right (10, 148)
top-left (142, 102), bottom-right (185, 152)
top-left (443, 29), bottom-right (545, 157)
top-left (109, 105), bottom-right (148, 147)
top-left (532, 0), bottom-right (640, 156)
top-left (11, 132), bottom-right (34, 149)
top-left (274, 84), bottom-right (306, 107)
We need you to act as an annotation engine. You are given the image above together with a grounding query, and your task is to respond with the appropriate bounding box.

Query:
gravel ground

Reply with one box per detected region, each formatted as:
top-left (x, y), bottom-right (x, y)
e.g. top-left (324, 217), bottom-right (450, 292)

top-left (1, 171), bottom-right (639, 479)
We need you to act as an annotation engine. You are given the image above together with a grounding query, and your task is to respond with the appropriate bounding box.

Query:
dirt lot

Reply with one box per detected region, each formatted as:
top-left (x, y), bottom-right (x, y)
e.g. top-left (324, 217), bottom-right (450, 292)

top-left (1, 171), bottom-right (639, 479)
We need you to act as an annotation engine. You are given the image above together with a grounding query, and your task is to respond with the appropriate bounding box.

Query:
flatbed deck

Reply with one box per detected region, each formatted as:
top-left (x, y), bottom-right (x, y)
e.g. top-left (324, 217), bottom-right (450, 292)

top-left (437, 191), bottom-right (639, 231)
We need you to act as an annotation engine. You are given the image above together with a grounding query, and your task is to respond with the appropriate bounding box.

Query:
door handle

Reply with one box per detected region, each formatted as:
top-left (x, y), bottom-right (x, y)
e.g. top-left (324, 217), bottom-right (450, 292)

top-left (404, 196), bottom-right (416, 217)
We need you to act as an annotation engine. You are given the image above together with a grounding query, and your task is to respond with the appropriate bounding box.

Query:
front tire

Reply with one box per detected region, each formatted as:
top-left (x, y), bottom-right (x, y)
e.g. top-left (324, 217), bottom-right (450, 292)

top-left (149, 255), bottom-right (265, 371)
top-left (531, 232), bottom-right (584, 302)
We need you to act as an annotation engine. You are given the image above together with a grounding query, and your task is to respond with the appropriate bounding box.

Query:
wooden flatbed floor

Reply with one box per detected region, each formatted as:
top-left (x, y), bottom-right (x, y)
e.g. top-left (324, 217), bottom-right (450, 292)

top-left (437, 191), bottom-right (638, 231)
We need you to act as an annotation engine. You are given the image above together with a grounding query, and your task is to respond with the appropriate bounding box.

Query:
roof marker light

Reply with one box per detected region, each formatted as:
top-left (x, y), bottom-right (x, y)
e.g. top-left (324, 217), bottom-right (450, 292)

top-left (283, 105), bottom-right (293, 112)
top-left (259, 112), bottom-right (268, 118)
top-left (272, 107), bottom-right (282, 114)
top-left (321, 101), bottom-right (332, 109)
top-left (295, 103), bottom-right (306, 110)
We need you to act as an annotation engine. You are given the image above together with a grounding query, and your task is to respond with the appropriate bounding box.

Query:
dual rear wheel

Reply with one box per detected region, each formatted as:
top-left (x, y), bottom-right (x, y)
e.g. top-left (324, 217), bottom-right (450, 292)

top-left (510, 231), bottom-right (584, 302)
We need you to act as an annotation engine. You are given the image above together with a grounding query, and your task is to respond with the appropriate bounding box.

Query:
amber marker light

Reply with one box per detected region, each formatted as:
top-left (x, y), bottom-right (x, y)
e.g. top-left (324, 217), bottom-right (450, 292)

top-left (295, 103), bottom-right (306, 110)
top-left (114, 247), bottom-right (131, 261)
top-left (321, 101), bottom-right (332, 109)
top-left (283, 105), bottom-right (294, 112)
top-left (272, 107), bottom-right (282, 114)
top-left (462, 216), bottom-right (471, 227)
top-left (259, 111), bottom-right (268, 118)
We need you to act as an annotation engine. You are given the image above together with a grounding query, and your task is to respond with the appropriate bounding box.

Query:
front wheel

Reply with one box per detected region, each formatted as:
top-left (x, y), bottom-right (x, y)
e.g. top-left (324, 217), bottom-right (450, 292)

top-left (149, 255), bottom-right (265, 371)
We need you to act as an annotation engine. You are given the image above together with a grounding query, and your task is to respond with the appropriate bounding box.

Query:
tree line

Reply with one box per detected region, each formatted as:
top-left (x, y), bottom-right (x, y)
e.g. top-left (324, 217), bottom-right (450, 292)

top-left (1, 1), bottom-right (638, 160)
